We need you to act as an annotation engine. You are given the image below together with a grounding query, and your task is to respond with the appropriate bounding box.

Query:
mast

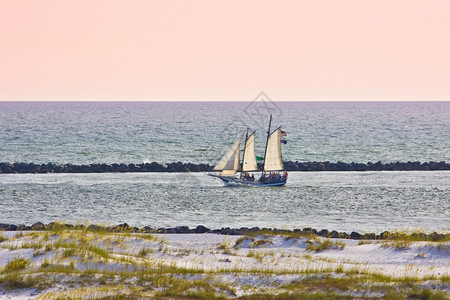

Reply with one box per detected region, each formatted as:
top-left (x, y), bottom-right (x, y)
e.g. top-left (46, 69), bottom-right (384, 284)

top-left (261, 114), bottom-right (272, 175)
top-left (240, 128), bottom-right (249, 178)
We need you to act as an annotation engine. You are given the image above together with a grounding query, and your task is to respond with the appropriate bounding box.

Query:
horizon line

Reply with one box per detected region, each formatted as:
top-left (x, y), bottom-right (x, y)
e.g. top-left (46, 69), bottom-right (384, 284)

top-left (0, 99), bottom-right (449, 103)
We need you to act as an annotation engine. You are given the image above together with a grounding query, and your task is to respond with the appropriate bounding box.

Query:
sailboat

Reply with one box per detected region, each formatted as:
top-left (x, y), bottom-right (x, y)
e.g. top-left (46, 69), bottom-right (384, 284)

top-left (209, 115), bottom-right (288, 186)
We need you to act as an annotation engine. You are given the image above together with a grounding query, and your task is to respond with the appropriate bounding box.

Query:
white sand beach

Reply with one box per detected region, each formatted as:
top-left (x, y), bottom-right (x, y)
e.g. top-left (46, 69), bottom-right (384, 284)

top-left (0, 230), bottom-right (448, 299)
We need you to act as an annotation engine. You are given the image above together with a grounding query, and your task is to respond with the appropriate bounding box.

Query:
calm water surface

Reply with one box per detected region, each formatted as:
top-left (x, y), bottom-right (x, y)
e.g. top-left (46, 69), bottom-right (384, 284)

top-left (1, 171), bottom-right (448, 232)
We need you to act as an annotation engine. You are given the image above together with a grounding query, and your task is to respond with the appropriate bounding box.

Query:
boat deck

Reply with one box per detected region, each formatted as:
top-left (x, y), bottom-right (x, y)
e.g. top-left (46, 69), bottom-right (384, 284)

top-left (208, 174), bottom-right (287, 187)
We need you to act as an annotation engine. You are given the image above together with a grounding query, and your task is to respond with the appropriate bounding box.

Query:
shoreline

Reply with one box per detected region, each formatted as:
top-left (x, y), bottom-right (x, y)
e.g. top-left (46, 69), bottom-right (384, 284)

top-left (1, 222), bottom-right (448, 241)
top-left (0, 160), bottom-right (449, 174)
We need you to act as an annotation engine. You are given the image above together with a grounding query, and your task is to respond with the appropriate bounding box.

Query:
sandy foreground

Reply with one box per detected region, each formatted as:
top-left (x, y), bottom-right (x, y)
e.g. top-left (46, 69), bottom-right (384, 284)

top-left (0, 230), bottom-right (448, 299)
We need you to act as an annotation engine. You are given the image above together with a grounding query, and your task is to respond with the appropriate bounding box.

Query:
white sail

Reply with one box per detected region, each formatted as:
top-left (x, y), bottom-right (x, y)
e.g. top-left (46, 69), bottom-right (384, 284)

top-left (213, 137), bottom-right (242, 175)
top-left (242, 133), bottom-right (258, 171)
top-left (263, 128), bottom-right (284, 171)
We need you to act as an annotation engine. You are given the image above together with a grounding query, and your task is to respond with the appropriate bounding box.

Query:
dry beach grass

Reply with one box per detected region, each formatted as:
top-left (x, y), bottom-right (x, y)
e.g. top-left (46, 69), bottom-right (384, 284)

top-left (0, 225), bottom-right (448, 299)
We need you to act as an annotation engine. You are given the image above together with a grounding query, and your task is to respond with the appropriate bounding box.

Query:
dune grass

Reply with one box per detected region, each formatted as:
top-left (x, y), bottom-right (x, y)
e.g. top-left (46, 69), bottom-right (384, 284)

top-left (306, 239), bottom-right (346, 252)
top-left (0, 228), bottom-right (448, 299)
top-left (2, 258), bottom-right (31, 273)
top-left (242, 227), bottom-right (450, 242)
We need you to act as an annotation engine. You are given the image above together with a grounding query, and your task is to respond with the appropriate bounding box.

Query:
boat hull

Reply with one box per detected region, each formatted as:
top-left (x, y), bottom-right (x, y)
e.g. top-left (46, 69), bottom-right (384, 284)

top-left (208, 174), bottom-right (286, 187)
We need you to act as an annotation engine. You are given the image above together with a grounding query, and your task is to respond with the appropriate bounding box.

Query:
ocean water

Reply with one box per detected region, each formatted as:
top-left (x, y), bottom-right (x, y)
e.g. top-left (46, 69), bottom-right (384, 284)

top-left (0, 101), bottom-right (449, 164)
top-left (0, 171), bottom-right (448, 232)
top-left (0, 101), bottom-right (449, 232)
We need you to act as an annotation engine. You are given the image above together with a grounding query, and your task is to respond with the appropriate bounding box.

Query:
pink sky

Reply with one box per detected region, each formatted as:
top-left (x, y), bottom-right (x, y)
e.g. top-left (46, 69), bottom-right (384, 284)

top-left (1, 0), bottom-right (449, 101)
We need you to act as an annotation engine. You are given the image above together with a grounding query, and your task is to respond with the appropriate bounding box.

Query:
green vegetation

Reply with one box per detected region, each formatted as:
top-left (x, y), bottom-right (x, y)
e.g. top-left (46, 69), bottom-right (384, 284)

top-left (306, 239), bottom-right (345, 252)
top-left (382, 229), bottom-right (450, 242)
top-left (251, 239), bottom-right (273, 247)
top-left (243, 229), bottom-right (317, 240)
top-left (241, 227), bottom-right (450, 242)
top-left (246, 250), bottom-right (264, 262)
top-left (3, 258), bottom-right (30, 273)
top-left (0, 227), bottom-right (448, 299)
top-left (357, 240), bottom-right (373, 245)
top-left (138, 247), bottom-right (151, 257)
top-left (234, 236), bottom-right (254, 248)
top-left (381, 239), bottom-right (412, 250)
top-left (218, 239), bottom-right (234, 250)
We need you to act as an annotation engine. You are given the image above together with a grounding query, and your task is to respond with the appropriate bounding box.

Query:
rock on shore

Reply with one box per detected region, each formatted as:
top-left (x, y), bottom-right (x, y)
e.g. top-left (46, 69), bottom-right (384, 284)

top-left (0, 160), bottom-right (448, 173)
top-left (0, 222), bottom-right (447, 241)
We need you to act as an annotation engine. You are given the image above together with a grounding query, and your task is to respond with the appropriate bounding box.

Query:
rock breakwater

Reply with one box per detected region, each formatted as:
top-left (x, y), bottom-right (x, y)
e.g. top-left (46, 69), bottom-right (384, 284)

top-left (0, 222), bottom-right (448, 241)
top-left (0, 161), bottom-right (448, 173)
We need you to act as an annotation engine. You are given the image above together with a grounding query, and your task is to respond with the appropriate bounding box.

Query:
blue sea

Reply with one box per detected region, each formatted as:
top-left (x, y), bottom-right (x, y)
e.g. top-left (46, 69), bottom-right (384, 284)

top-left (0, 101), bottom-right (449, 232)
